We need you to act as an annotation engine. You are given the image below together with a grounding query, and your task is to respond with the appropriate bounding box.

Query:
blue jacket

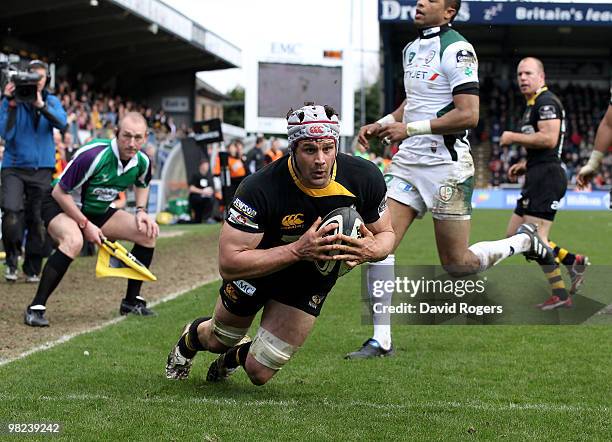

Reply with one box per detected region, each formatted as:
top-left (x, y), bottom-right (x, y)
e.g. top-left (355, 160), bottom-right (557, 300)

top-left (0, 91), bottom-right (67, 169)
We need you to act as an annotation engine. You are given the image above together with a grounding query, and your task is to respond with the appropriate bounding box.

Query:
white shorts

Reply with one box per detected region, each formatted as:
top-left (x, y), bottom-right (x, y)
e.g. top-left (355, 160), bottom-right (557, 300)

top-left (385, 157), bottom-right (474, 220)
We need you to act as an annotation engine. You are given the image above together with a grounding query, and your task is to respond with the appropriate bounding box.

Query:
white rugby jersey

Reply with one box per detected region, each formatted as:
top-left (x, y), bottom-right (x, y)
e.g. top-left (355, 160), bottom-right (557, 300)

top-left (395, 24), bottom-right (479, 166)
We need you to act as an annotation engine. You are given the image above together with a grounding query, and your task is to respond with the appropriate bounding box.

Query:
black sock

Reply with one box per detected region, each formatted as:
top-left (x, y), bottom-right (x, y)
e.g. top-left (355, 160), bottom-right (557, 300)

top-left (125, 244), bottom-right (155, 303)
top-left (223, 342), bottom-right (252, 370)
top-left (30, 249), bottom-right (73, 307)
top-left (178, 317), bottom-right (210, 358)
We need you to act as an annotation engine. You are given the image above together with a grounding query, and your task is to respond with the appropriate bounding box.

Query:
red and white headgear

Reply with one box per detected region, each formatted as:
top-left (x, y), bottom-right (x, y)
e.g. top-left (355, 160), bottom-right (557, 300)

top-left (287, 104), bottom-right (340, 153)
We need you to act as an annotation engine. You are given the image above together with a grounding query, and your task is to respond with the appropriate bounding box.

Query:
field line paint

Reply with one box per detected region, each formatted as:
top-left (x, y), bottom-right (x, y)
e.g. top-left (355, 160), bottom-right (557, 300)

top-left (0, 277), bottom-right (219, 367)
top-left (0, 393), bottom-right (607, 414)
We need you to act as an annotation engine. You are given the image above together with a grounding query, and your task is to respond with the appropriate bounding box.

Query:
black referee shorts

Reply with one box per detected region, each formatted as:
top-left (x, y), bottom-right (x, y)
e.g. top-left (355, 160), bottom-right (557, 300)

top-left (514, 162), bottom-right (567, 221)
top-left (41, 193), bottom-right (118, 228)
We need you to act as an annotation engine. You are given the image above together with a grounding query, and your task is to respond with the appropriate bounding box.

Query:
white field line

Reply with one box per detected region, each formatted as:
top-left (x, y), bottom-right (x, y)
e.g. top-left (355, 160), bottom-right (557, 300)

top-left (0, 393), bottom-right (608, 414)
top-left (0, 277), bottom-right (219, 367)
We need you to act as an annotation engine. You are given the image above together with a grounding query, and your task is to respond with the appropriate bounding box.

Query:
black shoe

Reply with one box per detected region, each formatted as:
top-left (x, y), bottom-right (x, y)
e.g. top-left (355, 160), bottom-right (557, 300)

top-left (516, 223), bottom-right (553, 262)
top-left (344, 338), bottom-right (395, 360)
top-left (120, 297), bottom-right (156, 316)
top-left (24, 305), bottom-right (49, 327)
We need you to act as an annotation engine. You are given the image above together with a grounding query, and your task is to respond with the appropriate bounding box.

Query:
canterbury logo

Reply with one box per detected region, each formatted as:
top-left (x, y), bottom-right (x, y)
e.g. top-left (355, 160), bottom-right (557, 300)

top-left (307, 125), bottom-right (324, 135)
top-left (281, 213), bottom-right (304, 227)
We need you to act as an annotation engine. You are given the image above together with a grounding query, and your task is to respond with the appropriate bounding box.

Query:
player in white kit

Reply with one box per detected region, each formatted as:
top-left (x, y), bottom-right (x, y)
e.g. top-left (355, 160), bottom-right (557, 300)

top-left (346, 0), bottom-right (551, 359)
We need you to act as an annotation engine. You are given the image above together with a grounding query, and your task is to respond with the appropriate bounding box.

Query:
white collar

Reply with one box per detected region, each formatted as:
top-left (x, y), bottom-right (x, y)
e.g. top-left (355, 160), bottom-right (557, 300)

top-left (111, 138), bottom-right (139, 174)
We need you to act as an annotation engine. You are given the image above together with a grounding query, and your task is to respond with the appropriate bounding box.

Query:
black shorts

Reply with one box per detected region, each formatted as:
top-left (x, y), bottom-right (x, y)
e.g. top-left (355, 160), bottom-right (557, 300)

top-left (219, 279), bottom-right (330, 318)
top-left (41, 194), bottom-right (118, 228)
top-left (514, 162), bottom-right (567, 221)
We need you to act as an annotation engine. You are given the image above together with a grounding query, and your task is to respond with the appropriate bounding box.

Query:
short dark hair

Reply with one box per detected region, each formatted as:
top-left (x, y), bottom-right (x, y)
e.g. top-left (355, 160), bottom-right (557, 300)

top-left (256, 136), bottom-right (265, 144)
top-left (445, 0), bottom-right (461, 22)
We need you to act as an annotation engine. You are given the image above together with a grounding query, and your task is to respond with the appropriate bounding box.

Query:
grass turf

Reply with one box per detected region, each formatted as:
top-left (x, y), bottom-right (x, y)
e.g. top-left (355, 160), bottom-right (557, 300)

top-left (0, 210), bottom-right (610, 440)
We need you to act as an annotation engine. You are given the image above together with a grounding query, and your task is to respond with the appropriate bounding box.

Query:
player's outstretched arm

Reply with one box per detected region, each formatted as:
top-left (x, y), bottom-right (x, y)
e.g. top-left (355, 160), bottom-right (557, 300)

top-left (326, 210), bottom-right (395, 269)
top-left (218, 218), bottom-right (339, 281)
top-left (577, 105), bottom-right (612, 188)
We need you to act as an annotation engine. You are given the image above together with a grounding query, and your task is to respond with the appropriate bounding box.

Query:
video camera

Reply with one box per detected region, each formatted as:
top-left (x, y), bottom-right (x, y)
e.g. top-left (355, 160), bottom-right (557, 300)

top-left (0, 53), bottom-right (42, 103)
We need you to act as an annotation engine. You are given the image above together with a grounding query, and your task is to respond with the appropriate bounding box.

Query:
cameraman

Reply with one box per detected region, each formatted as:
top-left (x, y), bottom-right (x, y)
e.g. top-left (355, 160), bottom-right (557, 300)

top-left (0, 60), bottom-right (67, 282)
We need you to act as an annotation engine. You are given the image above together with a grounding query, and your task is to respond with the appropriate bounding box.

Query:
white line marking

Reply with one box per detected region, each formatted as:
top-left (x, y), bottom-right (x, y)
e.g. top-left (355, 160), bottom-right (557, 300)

top-left (0, 393), bottom-right (607, 413)
top-left (0, 277), bottom-right (219, 367)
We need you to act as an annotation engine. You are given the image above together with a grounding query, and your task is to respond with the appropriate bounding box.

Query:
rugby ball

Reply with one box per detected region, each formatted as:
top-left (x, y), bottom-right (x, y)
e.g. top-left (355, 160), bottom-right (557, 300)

top-left (315, 207), bottom-right (364, 277)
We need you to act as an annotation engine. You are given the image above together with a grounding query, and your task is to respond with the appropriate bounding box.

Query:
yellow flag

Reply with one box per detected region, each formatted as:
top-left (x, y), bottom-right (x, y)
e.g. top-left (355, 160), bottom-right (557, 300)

top-left (96, 240), bottom-right (157, 281)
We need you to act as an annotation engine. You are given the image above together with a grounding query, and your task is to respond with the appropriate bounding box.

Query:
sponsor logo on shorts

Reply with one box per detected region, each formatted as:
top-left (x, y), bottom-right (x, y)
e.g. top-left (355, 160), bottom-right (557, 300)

top-left (438, 185), bottom-right (455, 202)
top-left (92, 187), bottom-right (119, 202)
top-left (309, 295), bottom-right (325, 309)
top-left (550, 200), bottom-right (560, 210)
top-left (281, 213), bottom-right (304, 228)
top-left (396, 180), bottom-right (413, 192)
top-left (233, 280), bottom-right (256, 296)
top-left (522, 198), bottom-right (530, 209)
top-left (223, 283), bottom-right (239, 302)
top-left (538, 105), bottom-right (558, 120)
top-left (431, 141), bottom-right (438, 153)
top-left (233, 198), bottom-right (257, 217)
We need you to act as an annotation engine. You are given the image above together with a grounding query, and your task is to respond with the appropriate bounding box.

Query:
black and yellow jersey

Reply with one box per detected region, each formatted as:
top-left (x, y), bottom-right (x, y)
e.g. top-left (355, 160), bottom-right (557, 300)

top-left (519, 86), bottom-right (566, 168)
top-left (225, 153), bottom-right (387, 297)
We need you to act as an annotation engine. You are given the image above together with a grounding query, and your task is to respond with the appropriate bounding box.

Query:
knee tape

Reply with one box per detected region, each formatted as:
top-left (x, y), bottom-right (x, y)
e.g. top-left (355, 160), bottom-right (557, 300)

top-left (248, 327), bottom-right (297, 371)
top-left (211, 318), bottom-right (249, 347)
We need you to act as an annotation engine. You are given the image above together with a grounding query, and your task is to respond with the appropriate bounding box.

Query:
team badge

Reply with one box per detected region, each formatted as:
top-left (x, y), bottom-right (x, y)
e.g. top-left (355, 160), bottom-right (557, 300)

top-left (425, 49), bottom-right (436, 65)
top-left (438, 185), bottom-right (455, 202)
top-left (407, 52), bottom-right (416, 65)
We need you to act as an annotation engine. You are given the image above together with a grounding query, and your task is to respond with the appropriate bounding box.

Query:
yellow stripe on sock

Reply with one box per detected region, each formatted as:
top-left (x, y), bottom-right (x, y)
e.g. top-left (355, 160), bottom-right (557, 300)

top-left (548, 240), bottom-right (557, 249)
top-left (557, 248), bottom-right (569, 262)
top-left (551, 280), bottom-right (566, 290)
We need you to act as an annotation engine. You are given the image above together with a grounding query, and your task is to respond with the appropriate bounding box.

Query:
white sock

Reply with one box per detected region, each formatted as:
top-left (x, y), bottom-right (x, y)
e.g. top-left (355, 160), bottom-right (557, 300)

top-left (468, 234), bottom-right (531, 273)
top-left (367, 254), bottom-right (394, 350)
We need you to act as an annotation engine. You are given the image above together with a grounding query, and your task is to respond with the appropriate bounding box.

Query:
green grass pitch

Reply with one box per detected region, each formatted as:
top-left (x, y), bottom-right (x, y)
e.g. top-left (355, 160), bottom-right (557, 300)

top-left (1, 210), bottom-right (610, 440)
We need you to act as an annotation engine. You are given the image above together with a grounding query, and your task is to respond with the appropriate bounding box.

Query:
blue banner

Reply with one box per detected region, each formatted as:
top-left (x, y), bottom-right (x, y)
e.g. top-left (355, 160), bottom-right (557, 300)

top-left (379, 1), bottom-right (612, 26)
top-left (472, 189), bottom-right (611, 210)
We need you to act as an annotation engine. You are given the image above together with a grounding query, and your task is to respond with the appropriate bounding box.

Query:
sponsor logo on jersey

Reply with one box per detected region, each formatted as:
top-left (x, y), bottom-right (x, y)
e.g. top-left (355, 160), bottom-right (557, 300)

top-left (438, 185), bottom-right (455, 202)
top-left (233, 279), bottom-right (256, 296)
top-left (233, 198), bottom-right (257, 217)
top-left (464, 67), bottom-right (474, 76)
top-left (92, 187), bottom-right (119, 202)
top-left (538, 105), bottom-right (558, 120)
top-left (228, 208), bottom-right (259, 230)
top-left (431, 141), bottom-right (438, 153)
top-left (425, 49), bottom-right (436, 65)
top-left (428, 73), bottom-right (439, 81)
top-left (378, 196), bottom-right (388, 216)
top-left (406, 70), bottom-right (428, 80)
top-left (407, 51), bottom-right (416, 65)
top-left (281, 213), bottom-right (304, 228)
top-left (456, 49), bottom-right (476, 68)
top-left (521, 125), bottom-right (536, 134)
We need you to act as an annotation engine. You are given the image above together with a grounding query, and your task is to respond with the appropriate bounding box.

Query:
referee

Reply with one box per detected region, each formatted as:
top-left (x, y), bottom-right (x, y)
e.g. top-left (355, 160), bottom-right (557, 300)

top-left (500, 57), bottom-right (587, 310)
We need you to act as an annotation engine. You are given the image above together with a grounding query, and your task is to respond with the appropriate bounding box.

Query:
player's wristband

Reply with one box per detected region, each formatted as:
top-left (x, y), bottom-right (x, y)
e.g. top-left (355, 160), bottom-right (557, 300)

top-left (136, 206), bottom-right (147, 213)
top-left (406, 120), bottom-right (432, 137)
top-left (376, 114), bottom-right (396, 128)
top-left (585, 150), bottom-right (604, 171)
